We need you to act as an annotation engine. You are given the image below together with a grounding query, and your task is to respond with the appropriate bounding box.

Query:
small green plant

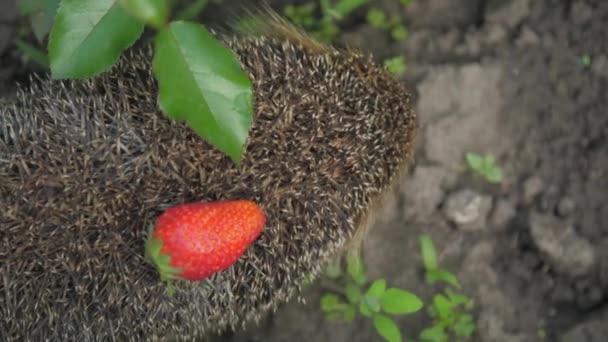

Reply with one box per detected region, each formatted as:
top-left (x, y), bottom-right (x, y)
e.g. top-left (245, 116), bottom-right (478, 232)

top-left (284, 0), bottom-right (368, 43)
top-left (365, 7), bottom-right (408, 42)
top-left (418, 235), bottom-right (475, 341)
top-left (321, 235), bottom-right (476, 342)
top-left (384, 56), bottom-right (406, 77)
top-left (581, 54), bottom-right (591, 67)
top-left (465, 152), bottom-right (503, 184)
top-left (321, 252), bottom-right (423, 342)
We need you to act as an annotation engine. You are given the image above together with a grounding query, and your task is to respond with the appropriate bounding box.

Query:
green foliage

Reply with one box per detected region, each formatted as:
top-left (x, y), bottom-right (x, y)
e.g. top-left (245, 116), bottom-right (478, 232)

top-left (15, 0), bottom-right (254, 167)
top-left (48, 0), bottom-right (144, 78)
top-left (384, 56), bottom-right (406, 77)
top-left (365, 7), bottom-right (408, 42)
top-left (284, 0), bottom-right (368, 43)
top-left (465, 152), bottom-right (504, 184)
top-left (320, 235), bottom-right (476, 341)
top-left (418, 235), bottom-right (476, 341)
top-left (581, 54), bottom-right (591, 67)
top-left (320, 252), bottom-right (423, 342)
top-left (153, 21), bottom-right (253, 166)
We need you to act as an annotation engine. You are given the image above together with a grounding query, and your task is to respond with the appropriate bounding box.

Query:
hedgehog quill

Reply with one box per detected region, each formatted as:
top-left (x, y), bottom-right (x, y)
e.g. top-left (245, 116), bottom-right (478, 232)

top-left (0, 13), bottom-right (417, 342)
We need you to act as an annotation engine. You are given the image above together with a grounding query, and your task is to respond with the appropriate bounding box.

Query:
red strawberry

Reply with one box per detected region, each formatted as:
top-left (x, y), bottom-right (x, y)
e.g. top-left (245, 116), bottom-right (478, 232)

top-left (145, 200), bottom-right (266, 292)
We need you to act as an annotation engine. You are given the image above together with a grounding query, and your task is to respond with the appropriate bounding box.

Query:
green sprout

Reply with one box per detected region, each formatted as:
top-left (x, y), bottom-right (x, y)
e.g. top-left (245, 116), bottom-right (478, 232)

top-left (284, 0), bottom-right (367, 43)
top-left (365, 7), bottom-right (408, 42)
top-left (321, 252), bottom-right (423, 342)
top-left (581, 54), bottom-right (591, 67)
top-left (384, 56), bottom-right (407, 77)
top-left (418, 235), bottom-right (476, 342)
top-left (465, 152), bottom-right (503, 184)
top-left (320, 234), bottom-right (476, 341)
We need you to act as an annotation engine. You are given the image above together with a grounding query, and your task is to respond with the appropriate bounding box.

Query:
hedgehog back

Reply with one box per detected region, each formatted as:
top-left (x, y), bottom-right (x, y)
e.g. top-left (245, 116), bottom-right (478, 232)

top-left (0, 35), bottom-right (416, 341)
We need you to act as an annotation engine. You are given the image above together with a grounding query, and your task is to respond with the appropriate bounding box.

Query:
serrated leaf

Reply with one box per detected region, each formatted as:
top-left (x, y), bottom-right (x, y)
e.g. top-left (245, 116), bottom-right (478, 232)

top-left (153, 21), bottom-right (254, 166)
top-left (426, 268), bottom-right (461, 289)
top-left (381, 288), bottom-right (423, 315)
top-left (465, 152), bottom-right (484, 171)
top-left (48, 0), bottom-right (143, 79)
top-left (419, 234), bottom-right (438, 271)
top-left (419, 325), bottom-right (447, 342)
top-left (346, 282), bottom-right (362, 303)
top-left (366, 279), bottom-right (387, 299)
top-left (373, 314), bottom-right (402, 342)
top-left (119, 0), bottom-right (168, 28)
top-left (359, 300), bottom-right (372, 317)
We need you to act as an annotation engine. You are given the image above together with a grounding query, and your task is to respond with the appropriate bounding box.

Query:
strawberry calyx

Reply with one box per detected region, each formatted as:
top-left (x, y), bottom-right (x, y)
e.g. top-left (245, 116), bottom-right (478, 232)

top-left (145, 225), bottom-right (183, 295)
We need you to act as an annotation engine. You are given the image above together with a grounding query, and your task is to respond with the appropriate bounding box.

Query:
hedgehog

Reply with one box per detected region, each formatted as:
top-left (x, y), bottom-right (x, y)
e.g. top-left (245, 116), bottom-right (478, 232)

top-left (0, 12), bottom-right (417, 342)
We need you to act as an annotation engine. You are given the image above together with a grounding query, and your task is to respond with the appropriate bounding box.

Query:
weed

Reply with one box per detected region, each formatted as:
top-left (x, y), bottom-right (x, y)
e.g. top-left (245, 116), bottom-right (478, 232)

top-left (320, 251), bottom-right (423, 342)
top-left (465, 152), bottom-right (503, 184)
top-left (284, 0), bottom-right (367, 43)
top-left (320, 235), bottom-right (476, 342)
top-left (418, 235), bottom-right (476, 341)
top-left (581, 54), bottom-right (591, 67)
top-left (384, 56), bottom-right (407, 77)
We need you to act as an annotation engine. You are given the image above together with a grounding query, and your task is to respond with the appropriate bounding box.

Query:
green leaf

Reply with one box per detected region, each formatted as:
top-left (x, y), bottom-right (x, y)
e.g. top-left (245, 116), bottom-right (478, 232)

top-left (381, 288), bottom-right (423, 315)
top-left (453, 314), bottom-right (475, 337)
top-left (332, 0), bottom-right (367, 19)
top-left (426, 268), bottom-right (461, 289)
top-left (346, 282), bottom-right (362, 303)
top-left (445, 288), bottom-right (469, 306)
top-left (366, 279), bottom-right (387, 299)
top-left (366, 8), bottom-right (386, 28)
top-left (465, 152), bottom-right (484, 172)
top-left (432, 294), bottom-right (452, 321)
top-left (384, 56), bottom-right (406, 77)
top-left (419, 234), bottom-right (438, 271)
top-left (486, 166), bottom-right (503, 183)
top-left (15, 39), bottom-right (49, 68)
top-left (346, 252), bottom-right (366, 285)
top-left (419, 325), bottom-right (447, 342)
top-left (359, 300), bottom-right (372, 317)
top-left (343, 304), bottom-right (356, 322)
top-left (365, 294), bottom-right (382, 313)
top-left (391, 25), bottom-right (408, 41)
top-left (400, 0), bottom-right (411, 6)
top-left (49, 0), bottom-right (143, 79)
top-left (153, 21), bottom-right (254, 166)
top-left (175, 0), bottom-right (209, 21)
top-left (119, 0), bottom-right (168, 28)
top-left (320, 294), bottom-right (341, 312)
top-left (48, 0), bottom-right (144, 79)
top-left (373, 314), bottom-right (402, 342)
